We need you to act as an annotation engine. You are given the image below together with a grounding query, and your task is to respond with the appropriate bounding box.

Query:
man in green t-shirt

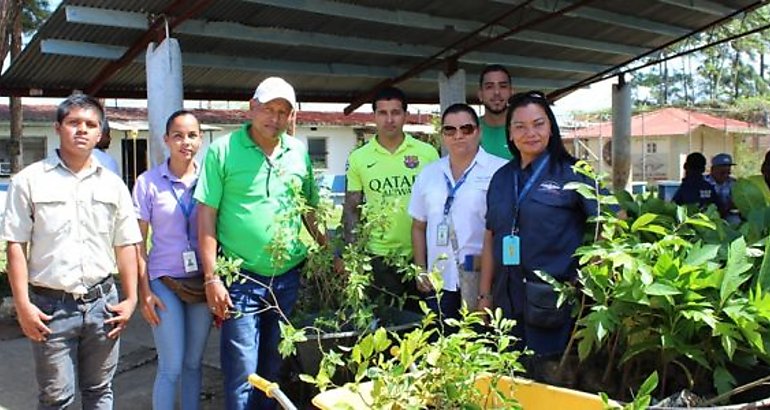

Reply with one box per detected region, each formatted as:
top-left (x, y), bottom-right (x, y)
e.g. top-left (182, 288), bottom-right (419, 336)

top-left (343, 87), bottom-right (439, 311)
top-left (194, 77), bottom-right (326, 410)
top-left (478, 64), bottom-right (514, 160)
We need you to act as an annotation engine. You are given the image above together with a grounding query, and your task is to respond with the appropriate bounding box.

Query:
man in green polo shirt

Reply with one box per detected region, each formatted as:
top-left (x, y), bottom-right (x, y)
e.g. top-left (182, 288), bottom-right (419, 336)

top-left (194, 77), bottom-right (326, 410)
top-left (343, 87), bottom-right (439, 311)
top-left (478, 64), bottom-right (514, 160)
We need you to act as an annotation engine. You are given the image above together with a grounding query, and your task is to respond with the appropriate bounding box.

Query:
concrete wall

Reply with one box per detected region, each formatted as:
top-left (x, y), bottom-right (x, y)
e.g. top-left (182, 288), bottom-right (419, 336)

top-left (0, 122), bottom-right (360, 180)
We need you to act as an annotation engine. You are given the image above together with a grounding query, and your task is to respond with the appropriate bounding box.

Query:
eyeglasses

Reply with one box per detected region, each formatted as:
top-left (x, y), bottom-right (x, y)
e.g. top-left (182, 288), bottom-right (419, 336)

top-left (508, 90), bottom-right (548, 105)
top-left (441, 124), bottom-right (476, 137)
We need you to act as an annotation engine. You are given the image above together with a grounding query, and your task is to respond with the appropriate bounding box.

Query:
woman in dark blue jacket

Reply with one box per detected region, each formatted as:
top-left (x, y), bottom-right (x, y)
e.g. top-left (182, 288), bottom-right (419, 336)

top-left (477, 91), bottom-right (599, 356)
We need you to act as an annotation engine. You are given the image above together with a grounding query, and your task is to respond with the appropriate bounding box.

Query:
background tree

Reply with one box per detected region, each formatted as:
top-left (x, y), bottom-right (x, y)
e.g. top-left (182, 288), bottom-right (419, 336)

top-left (1, 0), bottom-right (50, 173)
top-left (632, 5), bottom-right (770, 109)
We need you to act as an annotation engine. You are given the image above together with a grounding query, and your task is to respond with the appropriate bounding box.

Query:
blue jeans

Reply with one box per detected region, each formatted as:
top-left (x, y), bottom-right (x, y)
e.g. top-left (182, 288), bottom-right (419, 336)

top-left (30, 285), bottom-right (119, 410)
top-left (221, 266), bottom-right (301, 410)
top-left (150, 278), bottom-right (212, 410)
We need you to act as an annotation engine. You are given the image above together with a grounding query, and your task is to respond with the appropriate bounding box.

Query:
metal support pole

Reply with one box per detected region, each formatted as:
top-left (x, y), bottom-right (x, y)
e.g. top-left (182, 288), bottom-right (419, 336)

top-left (612, 75), bottom-right (632, 192)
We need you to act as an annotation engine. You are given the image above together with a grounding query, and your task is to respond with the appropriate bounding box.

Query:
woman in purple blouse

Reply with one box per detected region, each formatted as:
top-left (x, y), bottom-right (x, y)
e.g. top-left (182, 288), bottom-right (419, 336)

top-left (133, 110), bottom-right (211, 410)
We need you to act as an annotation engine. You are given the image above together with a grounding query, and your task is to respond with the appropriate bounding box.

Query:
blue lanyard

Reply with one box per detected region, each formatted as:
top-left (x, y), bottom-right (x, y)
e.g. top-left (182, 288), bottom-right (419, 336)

top-left (512, 154), bottom-right (550, 233)
top-left (442, 161), bottom-right (477, 217)
top-left (168, 179), bottom-right (196, 246)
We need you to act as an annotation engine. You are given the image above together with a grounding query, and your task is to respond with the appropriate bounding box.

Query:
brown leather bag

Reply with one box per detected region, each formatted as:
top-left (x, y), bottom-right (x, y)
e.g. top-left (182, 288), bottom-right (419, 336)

top-left (160, 276), bottom-right (207, 304)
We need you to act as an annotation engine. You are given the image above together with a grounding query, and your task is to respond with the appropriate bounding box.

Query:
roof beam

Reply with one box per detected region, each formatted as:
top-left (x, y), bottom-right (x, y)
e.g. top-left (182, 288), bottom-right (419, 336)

top-left (493, 0), bottom-right (691, 37)
top-left (655, 0), bottom-right (733, 16)
top-left (65, 6), bottom-right (610, 74)
top-left (40, 39), bottom-right (574, 90)
top-left (84, 0), bottom-right (216, 95)
top-left (236, 0), bottom-right (643, 56)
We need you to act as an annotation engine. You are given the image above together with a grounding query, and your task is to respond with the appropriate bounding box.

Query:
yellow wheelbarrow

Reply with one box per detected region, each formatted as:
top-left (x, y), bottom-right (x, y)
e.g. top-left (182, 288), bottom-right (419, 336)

top-left (251, 372), bottom-right (619, 409)
top-left (312, 374), bottom-right (619, 409)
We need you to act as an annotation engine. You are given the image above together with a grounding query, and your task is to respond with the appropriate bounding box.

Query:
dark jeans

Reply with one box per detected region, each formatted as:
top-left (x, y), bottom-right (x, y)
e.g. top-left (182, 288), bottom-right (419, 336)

top-left (220, 266), bottom-right (301, 410)
top-left (369, 256), bottom-right (422, 313)
top-left (30, 285), bottom-right (119, 410)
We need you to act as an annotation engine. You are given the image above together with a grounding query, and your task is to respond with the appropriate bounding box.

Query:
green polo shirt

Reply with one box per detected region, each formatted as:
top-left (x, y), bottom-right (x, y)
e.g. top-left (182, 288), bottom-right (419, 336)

top-left (347, 134), bottom-right (439, 256)
top-left (480, 119), bottom-right (513, 160)
top-left (194, 123), bottom-right (319, 275)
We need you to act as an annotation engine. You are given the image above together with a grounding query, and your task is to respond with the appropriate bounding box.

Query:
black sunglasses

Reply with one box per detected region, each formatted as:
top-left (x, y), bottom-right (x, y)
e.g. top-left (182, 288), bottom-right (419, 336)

top-left (508, 90), bottom-right (548, 105)
top-left (441, 123), bottom-right (476, 137)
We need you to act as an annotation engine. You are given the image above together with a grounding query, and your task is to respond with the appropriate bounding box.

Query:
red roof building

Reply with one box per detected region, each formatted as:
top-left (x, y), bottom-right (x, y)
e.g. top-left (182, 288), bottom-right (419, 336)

top-left (562, 107), bottom-right (770, 182)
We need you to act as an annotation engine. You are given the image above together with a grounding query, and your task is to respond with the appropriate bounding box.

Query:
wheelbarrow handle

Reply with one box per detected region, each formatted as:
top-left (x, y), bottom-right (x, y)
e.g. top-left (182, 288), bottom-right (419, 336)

top-left (248, 374), bottom-right (278, 398)
top-left (247, 374), bottom-right (298, 410)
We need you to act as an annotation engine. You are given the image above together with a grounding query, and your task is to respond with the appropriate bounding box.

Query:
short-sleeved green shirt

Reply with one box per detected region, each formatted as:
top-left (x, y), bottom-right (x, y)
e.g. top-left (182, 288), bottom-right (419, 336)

top-left (480, 119), bottom-right (513, 160)
top-left (346, 134), bottom-right (439, 256)
top-left (194, 123), bottom-right (319, 275)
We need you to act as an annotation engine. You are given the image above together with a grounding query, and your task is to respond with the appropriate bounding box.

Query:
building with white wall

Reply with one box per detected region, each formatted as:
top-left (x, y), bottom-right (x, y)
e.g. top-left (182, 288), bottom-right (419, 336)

top-left (0, 105), bottom-right (436, 188)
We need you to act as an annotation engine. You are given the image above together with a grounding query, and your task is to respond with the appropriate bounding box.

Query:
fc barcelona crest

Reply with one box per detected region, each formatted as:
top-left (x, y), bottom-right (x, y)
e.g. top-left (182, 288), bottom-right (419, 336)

top-left (404, 155), bottom-right (419, 169)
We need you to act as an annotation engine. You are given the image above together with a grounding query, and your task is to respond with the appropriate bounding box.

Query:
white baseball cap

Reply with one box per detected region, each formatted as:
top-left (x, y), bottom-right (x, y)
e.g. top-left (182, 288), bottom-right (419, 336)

top-left (252, 77), bottom-right (296, 109)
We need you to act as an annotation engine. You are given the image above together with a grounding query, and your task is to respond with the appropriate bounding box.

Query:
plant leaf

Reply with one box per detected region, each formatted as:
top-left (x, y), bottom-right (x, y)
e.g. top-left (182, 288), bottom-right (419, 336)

top-left (713, 366), bottom-right (737, 396)
top-left (645, 283), bottom-right (682, 296)
top-left (757, 237), bottom-right (770, 291)
top-left (721, 237), bottom-right (753, 303)
top-left (631, 213), bottom-right (657, 233)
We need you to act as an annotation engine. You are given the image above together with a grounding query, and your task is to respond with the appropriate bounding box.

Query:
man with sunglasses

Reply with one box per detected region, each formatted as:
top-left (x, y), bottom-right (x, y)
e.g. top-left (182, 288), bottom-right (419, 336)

top-left (343, 87), bottom-right (439, 312)
top-left (409, 103), bottom-right (507, 324)
top-left (478, 65), bottom-right (514, 160)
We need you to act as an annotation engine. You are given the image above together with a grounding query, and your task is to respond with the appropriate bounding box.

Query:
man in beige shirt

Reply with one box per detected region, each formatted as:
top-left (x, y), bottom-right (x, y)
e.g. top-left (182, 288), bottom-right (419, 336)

top-left (0, 94), bottom-right (141, 409)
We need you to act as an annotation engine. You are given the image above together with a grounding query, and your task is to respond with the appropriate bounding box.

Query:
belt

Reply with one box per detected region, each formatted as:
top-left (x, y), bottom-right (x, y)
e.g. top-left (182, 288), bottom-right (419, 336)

top-left (30, 276), bottom-right (115, 303)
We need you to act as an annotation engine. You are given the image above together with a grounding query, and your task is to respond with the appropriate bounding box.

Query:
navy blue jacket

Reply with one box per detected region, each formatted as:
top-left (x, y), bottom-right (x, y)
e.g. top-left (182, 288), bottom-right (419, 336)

top-left (486, 153), bottom-right (598, 318)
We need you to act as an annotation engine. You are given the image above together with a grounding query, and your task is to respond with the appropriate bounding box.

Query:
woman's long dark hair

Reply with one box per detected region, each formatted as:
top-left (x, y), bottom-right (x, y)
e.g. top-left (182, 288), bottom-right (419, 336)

top-left (504, 90), bottom-right (576, 165)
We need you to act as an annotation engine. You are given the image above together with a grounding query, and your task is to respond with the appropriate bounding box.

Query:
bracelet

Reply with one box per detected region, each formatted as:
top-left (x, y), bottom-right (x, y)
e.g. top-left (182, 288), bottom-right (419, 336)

top-left (204, 278), bottom-right (222, 286)
top-left (477, 293), bottom-right (493, 301)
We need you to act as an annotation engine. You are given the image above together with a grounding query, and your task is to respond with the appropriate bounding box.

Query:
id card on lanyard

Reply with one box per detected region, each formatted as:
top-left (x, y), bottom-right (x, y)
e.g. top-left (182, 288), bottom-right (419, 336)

top-left (437, 162), bottom-right (477, 247)
top-left (503, 155), bottom-right (549, 266)
top-left (169, 179), bottom-right (198, 273)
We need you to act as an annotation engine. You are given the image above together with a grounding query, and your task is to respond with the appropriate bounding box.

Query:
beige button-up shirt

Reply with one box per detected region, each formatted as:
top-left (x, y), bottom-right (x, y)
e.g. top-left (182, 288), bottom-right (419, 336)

top-left (0, 154), bottom-right (141, 295)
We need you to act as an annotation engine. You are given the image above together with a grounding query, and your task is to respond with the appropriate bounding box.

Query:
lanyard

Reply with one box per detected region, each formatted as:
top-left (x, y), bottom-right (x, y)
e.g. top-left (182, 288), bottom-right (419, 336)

top-left (442, 161), bottom-right (477, 217)
top-left (168, 179), bottom-right (196, 246)
top-left (511, 154), bottom-right (549, 234)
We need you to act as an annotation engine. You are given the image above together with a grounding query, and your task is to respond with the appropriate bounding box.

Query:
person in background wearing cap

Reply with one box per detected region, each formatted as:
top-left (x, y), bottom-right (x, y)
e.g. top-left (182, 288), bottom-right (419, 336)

top-left (672, 152), bottom-right (720, 210)
top-left (194, 77), bottom-right (327, 410)
top-left (706, 153), bottom-right (739, 223)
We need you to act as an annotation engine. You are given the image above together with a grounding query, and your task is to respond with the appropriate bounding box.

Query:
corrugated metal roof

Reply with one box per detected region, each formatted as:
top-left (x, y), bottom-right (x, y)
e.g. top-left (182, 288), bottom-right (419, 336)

top-left (0, 0), bottom-right (764, 105)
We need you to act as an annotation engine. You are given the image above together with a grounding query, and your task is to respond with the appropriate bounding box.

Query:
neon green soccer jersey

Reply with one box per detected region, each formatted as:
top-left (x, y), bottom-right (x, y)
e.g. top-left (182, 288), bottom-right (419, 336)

top-left (346, 134), bottom-right (439, 257)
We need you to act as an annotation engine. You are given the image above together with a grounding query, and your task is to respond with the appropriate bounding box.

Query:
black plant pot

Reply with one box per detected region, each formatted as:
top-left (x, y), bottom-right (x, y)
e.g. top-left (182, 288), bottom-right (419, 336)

top-left (294, 307), bottom-right (422, 377)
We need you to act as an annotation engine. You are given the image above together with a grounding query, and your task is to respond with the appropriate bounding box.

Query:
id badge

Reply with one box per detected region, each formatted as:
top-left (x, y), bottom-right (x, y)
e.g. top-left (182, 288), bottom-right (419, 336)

top-left (436, 222), bottom-right (449, 246)
top-left (502, 235), bottom-right (521, 266)
top-left (182, 250), bottom-right (199, 273)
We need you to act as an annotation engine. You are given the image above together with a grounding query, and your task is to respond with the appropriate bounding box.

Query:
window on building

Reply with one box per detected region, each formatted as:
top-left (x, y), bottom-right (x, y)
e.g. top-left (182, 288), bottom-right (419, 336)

top-left (0, 136), bottom-right (47, 175)
top-left (307, 137), bottom-right (328, 169)
top-left (646, 142), bottom-right (657, 154)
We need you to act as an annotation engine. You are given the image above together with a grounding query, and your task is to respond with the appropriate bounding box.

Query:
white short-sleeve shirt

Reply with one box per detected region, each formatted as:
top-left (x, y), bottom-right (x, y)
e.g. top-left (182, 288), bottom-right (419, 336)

top-left (408, 148), bottom-right (507, 290)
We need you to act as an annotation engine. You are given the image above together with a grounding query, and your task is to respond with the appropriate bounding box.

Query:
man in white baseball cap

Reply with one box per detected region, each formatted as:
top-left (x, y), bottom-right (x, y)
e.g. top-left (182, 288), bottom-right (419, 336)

top-left (194, 76), bottom-right (327, 409)
top-left (252, 76), bottom-right (297, 108)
